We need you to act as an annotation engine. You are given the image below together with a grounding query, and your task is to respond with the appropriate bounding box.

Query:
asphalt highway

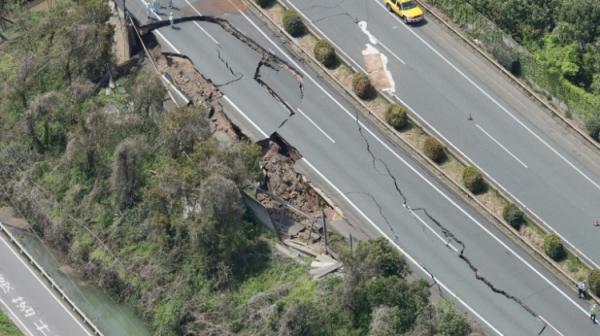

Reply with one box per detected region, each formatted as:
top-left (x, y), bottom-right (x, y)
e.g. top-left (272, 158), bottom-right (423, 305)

top-left (285, 0), bottom-right (600, 270)
top-left (124, 0), bottom-right (600, 334)
top-left (0, 230), bottom-right (92, 336)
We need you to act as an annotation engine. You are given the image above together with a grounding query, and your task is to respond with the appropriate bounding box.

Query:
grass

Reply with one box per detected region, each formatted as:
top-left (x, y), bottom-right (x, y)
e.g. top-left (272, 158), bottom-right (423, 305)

top-left (0, 310), bottom-right (22, 336)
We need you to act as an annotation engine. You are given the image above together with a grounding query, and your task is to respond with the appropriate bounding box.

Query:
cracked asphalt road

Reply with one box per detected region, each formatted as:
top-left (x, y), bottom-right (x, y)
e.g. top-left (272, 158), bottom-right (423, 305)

top-left (288, 0), bottom-right (600, 273)
top-left (121, 0), bottom-right (599, 334)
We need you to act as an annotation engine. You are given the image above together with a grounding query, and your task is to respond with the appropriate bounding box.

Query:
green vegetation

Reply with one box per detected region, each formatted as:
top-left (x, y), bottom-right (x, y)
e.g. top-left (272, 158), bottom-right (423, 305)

top-left (427, 0), bottom-right (600, 136)
top-left (502, 203), bottom-right (524, 230)
top-left (352, 73), bottom-right (375, 100)
top-left (422, 136), bottom-right (446, 164)
top-left (544, 234), bottom-right (566, 261)
top-left (385, 104), bottom-right (408, 130)
top-left (462, 166), bottom-right (485, 194)
top-left (0, 2), bottom-right (473, 335)
top-left (0, 311), bottom-right (21, 336)
top-left (589, 269), bottom-right (600, 297)
top-left (282, 9), bottom-right (306, 37)
top-left (314, 40), bottom-right (337, 68)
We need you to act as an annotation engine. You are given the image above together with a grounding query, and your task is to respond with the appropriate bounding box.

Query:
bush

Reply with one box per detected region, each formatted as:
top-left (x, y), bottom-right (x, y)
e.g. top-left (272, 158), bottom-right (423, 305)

top-left (543, 234), bottom-right (565, 261)
top-left (255, 0), bottom-right (273, 8)
top-left (282, 10), bottom-right (306, 37)
top-left (589, 269), bottom-right (600, 297)
top-left (385, 104), bottom-right (407, 130)
top-left (314, 40), bottom-right (337, 68)
top-left (422, 136), bottom-right (445, 164)
top-left (502, 203), bottom-right (524, 230)
top-left (353, 74), bottom-right (375, 100)
top-left (585, 114), bottom-right (600, 141)
top-left (462, 167), bottom-right (485, 194)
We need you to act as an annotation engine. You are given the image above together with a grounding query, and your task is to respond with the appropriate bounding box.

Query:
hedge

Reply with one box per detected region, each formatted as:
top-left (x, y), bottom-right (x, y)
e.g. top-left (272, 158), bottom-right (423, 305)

top-left (282, 10), bottom-right (306, 37)
top-left (462, 167), bottom-right (485, 194)
top-left (502, 203), bottom-right (524, 230)
top-left (385, 104), bottom-right (407, 130)
top-left (422, 136), bottom-right (445, 164)
top-left (352, 74), bottom-right (375, 100)
top-left (543, 234), bottom-right (565, 261)
top-left (589, 269), bottom-right (600, 297)
top-left (314, 40), bottom-right (337, 68)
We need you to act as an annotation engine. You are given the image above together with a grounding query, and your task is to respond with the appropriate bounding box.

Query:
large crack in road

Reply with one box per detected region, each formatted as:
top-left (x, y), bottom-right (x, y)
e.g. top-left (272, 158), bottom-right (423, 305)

top-left (350, 113), bottom-right (548, 333)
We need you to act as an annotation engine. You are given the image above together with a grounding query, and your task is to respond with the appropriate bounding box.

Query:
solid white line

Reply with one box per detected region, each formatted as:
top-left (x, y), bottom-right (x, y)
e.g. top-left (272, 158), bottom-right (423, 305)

top-left (0, 297), bottom-right (35, 336)
top-left (154, 30), bottom-right (181, 53)
top-left (410, 209), bottom-right (460, 253)
top-left (222, 95), bottom-right (269, 138)
top-left (371, 0), bottom-right (600, 193)
top-left (235, 0), bottom-right (590, 318)
top-left (180, 0), bottom-right (221, 45)
top-left (538, 315), bottom-right (565, 336)
top-left (301, 157), bottom-right (504, 336)
top-left (366, 0), bottom-right (600, 270)
top-left (476, 124), bottom-right (528, 168)
top-left (0, 236), bottom-right (94, 336)
top-left (161, 74), bottom-right (189, 103)
top-left (296, 108), bottom-right (336, 143)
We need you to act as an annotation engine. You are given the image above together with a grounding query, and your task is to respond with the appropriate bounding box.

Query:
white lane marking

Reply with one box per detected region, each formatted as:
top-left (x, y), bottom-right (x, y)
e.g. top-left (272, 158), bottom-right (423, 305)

top-left (371, 0), bottom-right (600, 193)
top-left (161, 74), bottom-right (189, 103)
top-left (411, 209), bottom-right (460, 253)
top-left (297, 108), bottom-right (336, 143)
top-left (238, 0), bottom-right (591, 318)
top-left (0, 236), bottom-right (94, 336)
top-left (476, 124), bottom-right (528, 168)
top-left (301, 158), bottom-right (504, 336)
top-left (223, 95), bottom-right (269, 138)
top-left (0, 298), bottom-right (35, 336)
top-left (364, 0), bottom-right (600, 270)
top-left (154, 30), bottom-right (181, 53)
top-left (538, 315), bottom-right (565, 336)
top-left (181, 0), bottom-right (221, 44)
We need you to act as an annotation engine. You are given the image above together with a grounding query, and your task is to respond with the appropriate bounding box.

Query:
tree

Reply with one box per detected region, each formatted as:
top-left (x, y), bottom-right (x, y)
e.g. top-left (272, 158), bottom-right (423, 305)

top-left (129, 66), bottom-right (166, 117)
top-left (543, 233), bottom-right (565, 261)
top-left (282, 10), bottom-right (306, 37)
top-left (352, 237), bottom-right (409, 279)
top-left (111, 137), bottom-right (146, 209)
top-left (314, 40), bottom-right (337, 68)
top-left (502, 203), bottom-right (525, 230)
top-left (385, 104), bottom-right (407, 130)
top-left (587, 269), bottom-right (600, 297)
top-left (353, 74), bottom-right (375, 100)
top-left (368, 306), bottom-right (404, 336)
top-left (422, 136), bottom-right (445, 164)
top-left (276, 302), bottom-right (323, 336)
top-left (462, 167), bottom-right (485, 194)
top-left (160, 104), bottom-right (210, 158)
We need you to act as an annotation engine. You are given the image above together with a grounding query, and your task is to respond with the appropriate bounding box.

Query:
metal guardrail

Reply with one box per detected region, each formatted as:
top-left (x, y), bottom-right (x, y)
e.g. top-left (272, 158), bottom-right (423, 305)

top-left (0, 221), bottom-right (104, 336)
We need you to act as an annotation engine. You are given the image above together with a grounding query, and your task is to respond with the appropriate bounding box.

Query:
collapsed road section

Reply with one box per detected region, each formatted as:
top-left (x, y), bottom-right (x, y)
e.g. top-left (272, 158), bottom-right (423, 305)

top-left (122, 0), bottom-right (597, 334)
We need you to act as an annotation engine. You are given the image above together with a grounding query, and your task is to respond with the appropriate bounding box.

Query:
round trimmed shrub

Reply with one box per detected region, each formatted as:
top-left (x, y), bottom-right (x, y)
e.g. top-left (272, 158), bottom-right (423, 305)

top-left (462, 167), bottom-right (485, 194)
top-left (314, 40), bottom-right (336, 68)
top-left (422, 136), bottom-right (445, 164)
top-left (502, 203), bottom-right (524, 230)
top-left (588, 269), bottom-right (600, 297)
top-left (352, 74), bottom-right (375, 100)
top-left (543, 234), bottom-right (565, 261)
top-left (255, 0), bottom-right (273, 8)
top-left (385, 104), bottom-right (407, 130)
top-left (282, 10), bottom-right (306, 37)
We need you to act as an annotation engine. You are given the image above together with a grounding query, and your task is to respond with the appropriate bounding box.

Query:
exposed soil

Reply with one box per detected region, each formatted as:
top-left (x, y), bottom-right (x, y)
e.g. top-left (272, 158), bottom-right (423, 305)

top-left (156, 50), bottom-right (332, 248)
